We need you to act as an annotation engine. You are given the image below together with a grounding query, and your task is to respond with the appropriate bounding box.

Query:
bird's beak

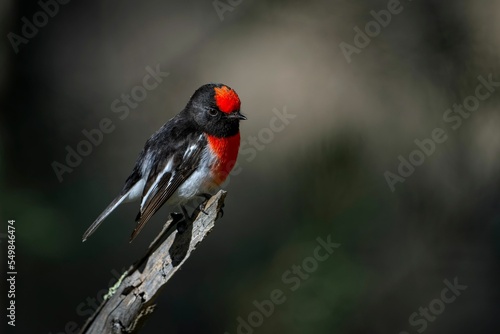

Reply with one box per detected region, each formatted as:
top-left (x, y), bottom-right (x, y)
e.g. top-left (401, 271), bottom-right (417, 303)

top-left (228, 111), bottom-right (247, 120)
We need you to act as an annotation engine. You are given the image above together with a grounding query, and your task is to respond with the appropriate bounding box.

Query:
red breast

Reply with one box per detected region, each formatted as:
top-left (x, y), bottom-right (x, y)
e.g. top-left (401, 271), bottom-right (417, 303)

top-left (207, 133), bottom-right (240, 184)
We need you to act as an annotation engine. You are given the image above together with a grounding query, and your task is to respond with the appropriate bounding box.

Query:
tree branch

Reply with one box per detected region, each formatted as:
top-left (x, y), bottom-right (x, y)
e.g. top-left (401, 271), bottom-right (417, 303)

top-left (79, 190), bottom-right (227, 334)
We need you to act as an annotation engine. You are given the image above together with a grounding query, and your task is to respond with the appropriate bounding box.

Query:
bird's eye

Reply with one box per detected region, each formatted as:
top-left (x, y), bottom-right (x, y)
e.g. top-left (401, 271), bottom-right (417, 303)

top-left (207, 108), bottom-right (218, 117)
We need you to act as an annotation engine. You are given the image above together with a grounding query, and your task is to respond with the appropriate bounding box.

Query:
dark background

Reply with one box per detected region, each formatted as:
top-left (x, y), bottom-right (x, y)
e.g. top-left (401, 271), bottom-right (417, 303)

top-left (1, 0), bottom-right (499, 333)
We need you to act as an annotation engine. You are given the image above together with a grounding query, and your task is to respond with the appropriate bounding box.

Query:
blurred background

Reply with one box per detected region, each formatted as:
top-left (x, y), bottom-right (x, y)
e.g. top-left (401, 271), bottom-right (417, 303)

top-left (1, 0), bottom-right (499, 333)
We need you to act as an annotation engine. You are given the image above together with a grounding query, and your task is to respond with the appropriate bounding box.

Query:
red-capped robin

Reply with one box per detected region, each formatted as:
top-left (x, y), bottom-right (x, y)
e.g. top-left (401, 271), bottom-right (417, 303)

top-left (82, 83), bottom-right (246, 242)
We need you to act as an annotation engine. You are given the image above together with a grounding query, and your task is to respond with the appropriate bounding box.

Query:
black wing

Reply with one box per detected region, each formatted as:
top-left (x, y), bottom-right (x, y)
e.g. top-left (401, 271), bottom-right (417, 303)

top-left (129, 129), bottom-right (206, 242)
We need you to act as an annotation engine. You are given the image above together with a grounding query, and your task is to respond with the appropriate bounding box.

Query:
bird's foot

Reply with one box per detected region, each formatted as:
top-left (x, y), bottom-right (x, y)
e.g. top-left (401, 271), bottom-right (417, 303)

top-left (199, 193), bottom-right (212, 201)
top-left (196, 193), bottom-right (213, 215)
top-left (199, 202), bottom-right (209, 215)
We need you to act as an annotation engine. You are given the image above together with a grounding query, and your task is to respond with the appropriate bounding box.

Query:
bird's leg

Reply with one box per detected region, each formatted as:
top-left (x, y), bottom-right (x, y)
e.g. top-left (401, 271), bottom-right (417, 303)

top-left (197, 193), bottom-right (212, 215)
top-left (180, 205), bottom-right (191, 221)
top-left (196, 193), bottom-right (225, 218)
top-left (198, 204), bottom-right (209, 215)
top-left (199, 193), bottom-right (212, 201)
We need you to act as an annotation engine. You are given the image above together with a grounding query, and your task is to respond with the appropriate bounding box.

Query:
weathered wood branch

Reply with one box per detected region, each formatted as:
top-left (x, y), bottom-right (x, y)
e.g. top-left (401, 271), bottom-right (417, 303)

top-left (79, 190), bottom-right (227, 334)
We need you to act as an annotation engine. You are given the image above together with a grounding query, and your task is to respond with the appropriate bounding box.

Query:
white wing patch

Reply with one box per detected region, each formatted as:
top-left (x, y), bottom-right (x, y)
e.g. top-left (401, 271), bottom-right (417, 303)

top-left (124, 178), bottom-right (146, 202)
top-left (140, 156), bottom-right (174, 209)
top-left (140, 151), bottom-right (154, 176)
top-left (182, 138), bottom-right (202, 160)
top-left (139, 134), bottom-right (216, 208)
top-left (174, 145), bottom-right (217, 201)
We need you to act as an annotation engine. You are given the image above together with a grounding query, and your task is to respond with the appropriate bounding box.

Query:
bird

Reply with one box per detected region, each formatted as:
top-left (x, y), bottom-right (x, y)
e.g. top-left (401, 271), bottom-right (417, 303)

top-left (82, 83), bottom-right (246, 242)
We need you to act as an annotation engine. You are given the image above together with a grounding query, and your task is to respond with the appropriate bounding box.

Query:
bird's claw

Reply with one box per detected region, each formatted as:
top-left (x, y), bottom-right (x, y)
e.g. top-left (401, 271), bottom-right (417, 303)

top-left (197, 193), bottom-right (212, 215)
top-left (199, 202), bottom-right (209, 215)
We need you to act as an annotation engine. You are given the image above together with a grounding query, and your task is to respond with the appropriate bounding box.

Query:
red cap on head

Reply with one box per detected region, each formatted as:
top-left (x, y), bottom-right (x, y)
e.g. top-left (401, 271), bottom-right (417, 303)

top-left (214, 86), bottom-right (241, 114)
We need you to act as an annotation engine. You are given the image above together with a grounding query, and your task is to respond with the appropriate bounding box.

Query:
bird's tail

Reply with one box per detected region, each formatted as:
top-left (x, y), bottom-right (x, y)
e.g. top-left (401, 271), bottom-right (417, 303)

top-left (82, 195), bottom-right (127, 242)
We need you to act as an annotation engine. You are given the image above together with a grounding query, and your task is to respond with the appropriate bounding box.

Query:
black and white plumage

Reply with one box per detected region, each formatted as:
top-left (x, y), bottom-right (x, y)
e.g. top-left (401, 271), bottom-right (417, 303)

top-left (82, 83), bottom-right (246, 242)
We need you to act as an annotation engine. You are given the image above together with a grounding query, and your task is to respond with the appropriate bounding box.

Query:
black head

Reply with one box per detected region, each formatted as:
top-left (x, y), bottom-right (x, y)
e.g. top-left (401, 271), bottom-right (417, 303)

top-left (185, 83), bottom-right (246, 138)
